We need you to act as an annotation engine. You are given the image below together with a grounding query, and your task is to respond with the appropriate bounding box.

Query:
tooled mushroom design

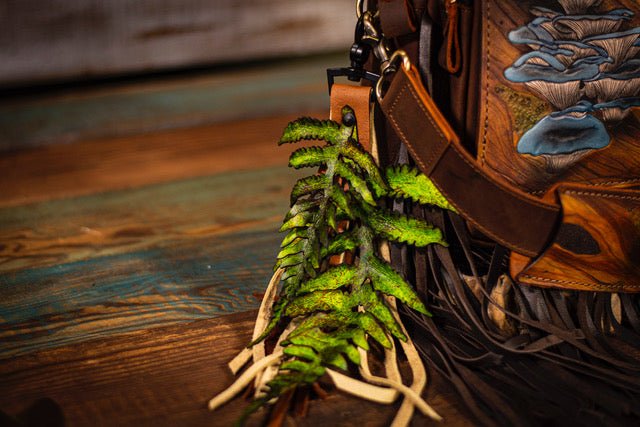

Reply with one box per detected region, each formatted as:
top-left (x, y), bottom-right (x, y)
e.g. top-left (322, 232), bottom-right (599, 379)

top-left (504, 0), bottom-right (640, 172)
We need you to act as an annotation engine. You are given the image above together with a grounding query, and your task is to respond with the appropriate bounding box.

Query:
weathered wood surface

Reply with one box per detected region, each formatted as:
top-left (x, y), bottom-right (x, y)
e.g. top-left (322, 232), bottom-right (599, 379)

top-left (0, 166), bottom-right (308, 358)
top-left (0, 310), bottom-right (472, 426)
top-left (0, 96), bottom-right (472, 424)
top-left (0, 54), bottom-right (337, 151)
top-left (0, 114), bottom-right (320, 207)
top-left (0, 0), bottom-right (353, 87)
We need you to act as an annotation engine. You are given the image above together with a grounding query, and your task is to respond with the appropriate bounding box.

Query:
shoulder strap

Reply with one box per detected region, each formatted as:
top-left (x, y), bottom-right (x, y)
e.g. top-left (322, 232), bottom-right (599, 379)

top-left (379, 64), bottom-right (561, 257)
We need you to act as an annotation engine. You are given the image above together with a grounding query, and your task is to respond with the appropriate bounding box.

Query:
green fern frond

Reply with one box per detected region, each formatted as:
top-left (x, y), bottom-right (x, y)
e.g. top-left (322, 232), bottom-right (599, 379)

top-left (365, 208), bottom-right (447, 247)
top-left (385, 165), bottom-right (457, 212)
top-left (280, 229), bottom-right (303, 248)
top-left (234, 109), bottom-right (460, 423)
top-left (359, 284), bottom-right (406, 341)
top-left (279, 117), bottom-right (343, 145)
top-left (328, 184), bottom-right (353, 218)
top-left (321, 231), bottom-right (359, 258)
top-left (284, 199), bottom-right (319, 221)
top-left (289, 146), bottom-right (336, 169)
top-left (279, 211), bottom-right (313, 232)
top-left (297, 265), bottom-right (360, 294)
top-left (334, 159), bottom-right (376, 205)
top-left (249, 298), bottom-right (287, 346)
top-left (290, 175), bottom-right (330, 203)
top-left (284, 290), bottom-right (349, 317)
top-left (283, 345), bottom-right (321, 363)
top-left (357, 312), bottom-right (392, 348)
top-left (368, 256), bottom-right (430, 315)
top-left (276, 238), bottom-right (304, 260)
top-left (340, 141), bottom-right (388, 197)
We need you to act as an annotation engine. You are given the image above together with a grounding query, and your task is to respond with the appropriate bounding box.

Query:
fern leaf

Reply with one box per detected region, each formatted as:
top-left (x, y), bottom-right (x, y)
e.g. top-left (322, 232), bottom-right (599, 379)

top-left (284, 291), bottom-right (350, 317)
top-left (283, 345), bottom-right (321, 363)
top-left (289, 146), bottom-right (336, 169)
top-left (297, 265), bottom-right (360, 294)
top-left (276, 238), bottom-right (304, 260)
top-left (340, 342), bottom-right (361, 365)
top-left (279, 211), bottom-right (313, 232)
top-left (321, 231), bottom-right (359, 258)
top-left (291, 174), bottom-right (331, 204)
top-left (357, 313), bottom-right (392, 348)
top-left (280, 229), bottom-right (302, 248)
top-left (365, 208), bottom-right (447, 247)
top-left (368, 256), bottom-right (430, 315)
top-left (250, 299), bottom-right (287, 346)
top-left (351, 328), bottom-right (369, 351)
top-left (385, 165), bottom-right (457, 211)
top-left (280, 360), bottom-right (326, 376)
top-left (290, 175), bottom-right (330, 203)
top-left (286, 313), bottom-right (341, 339)
top-left (340, 142), bottom-right (387, 197)
top-left (328, 184), bottom-right (353, 217)
top-left (361, 285), bottom-right (407, 341)
top-left (334, 160), bottom-right (376, 206)
top-left (325, 353), bottom-right (349, 371)
top-left (284, 199), bottom-right (319, 221)
top-left (274, 252), bottom-right (302, 270)
top-left (279, 117), bottom-right (342, 145)
top-left (326, 202), bottom-right (338, 232)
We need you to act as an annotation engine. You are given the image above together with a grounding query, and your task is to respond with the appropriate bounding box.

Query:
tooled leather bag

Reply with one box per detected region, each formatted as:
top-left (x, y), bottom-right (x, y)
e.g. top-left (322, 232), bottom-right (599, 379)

top-left (369, 0), bottom-right (640, 425)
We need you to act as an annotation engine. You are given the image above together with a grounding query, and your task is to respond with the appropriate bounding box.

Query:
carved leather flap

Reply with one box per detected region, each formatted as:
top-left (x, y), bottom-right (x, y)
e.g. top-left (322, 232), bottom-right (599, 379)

top-left (513, 183), bottom-right (640, 292)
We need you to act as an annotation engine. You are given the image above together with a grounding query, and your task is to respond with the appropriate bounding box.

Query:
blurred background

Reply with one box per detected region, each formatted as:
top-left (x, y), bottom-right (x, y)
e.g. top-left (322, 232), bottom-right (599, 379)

top-left (0, 2), bottom-right (359, 424)
top-left (0, 0), bottom-right (353, 153)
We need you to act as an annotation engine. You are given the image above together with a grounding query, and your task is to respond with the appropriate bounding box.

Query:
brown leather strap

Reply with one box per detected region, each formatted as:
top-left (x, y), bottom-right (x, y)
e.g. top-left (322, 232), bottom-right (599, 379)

top-left (379, 0), bottom-right (417, 38)
top-left (330, 84), bottom-right (372, 151)
top-left (379, 65), bottom-right (561, 257)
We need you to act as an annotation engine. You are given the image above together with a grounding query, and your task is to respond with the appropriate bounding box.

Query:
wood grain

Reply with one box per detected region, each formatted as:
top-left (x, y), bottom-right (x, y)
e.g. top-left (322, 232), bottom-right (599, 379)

top-left (0, 310), bottom-right (472, 426)
top-left (0, 114), bottom-right (319, 208)
top-left (514, 183), bottom-right (640, 292)
top-left (0, 54), bottom-right (336, 150)
top-left (0, 165), bottom-right (306, 271)
top-left (0, 164), bottom-right (319, 358)
top-left (0, 0), bottom-right (353, 86)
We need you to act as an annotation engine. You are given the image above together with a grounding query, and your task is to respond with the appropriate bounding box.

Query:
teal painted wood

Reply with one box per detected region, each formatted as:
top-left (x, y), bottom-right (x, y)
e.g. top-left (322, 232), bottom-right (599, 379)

top-left (0, 227), bottom-right (279, 360)
top-left (0, 165), bottom-right (308, 359)
top-left (0, 54), bottom-right (341, 151)
top-left (0, 166), bottom-right (306, 272)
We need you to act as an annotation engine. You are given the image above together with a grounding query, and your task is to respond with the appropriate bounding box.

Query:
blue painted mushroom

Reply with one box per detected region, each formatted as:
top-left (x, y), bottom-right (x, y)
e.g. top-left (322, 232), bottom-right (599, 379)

top-left (517, 112), bottom-right (610, 171)
top-left (552, 9), bottom-right (633, 40)
top-left (557, 0), bottom-right (604, 15)
top-left (584, 59), bottom-right (640, 120)
top-left (504, 53), bottom-right (605, 109)
top-left (583, 26), bottom-right (640, 71)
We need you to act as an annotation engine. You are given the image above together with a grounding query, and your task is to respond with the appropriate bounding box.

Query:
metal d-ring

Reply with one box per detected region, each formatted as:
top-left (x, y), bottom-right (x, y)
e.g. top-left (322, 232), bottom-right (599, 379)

top-left (356, 0), bottom-right (364, 19)
top-left (375, 50), bottom-right (411, 102)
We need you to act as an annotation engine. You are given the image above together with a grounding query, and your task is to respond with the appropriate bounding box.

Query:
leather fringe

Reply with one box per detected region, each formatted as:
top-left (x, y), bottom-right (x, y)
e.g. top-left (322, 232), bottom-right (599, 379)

top-left (397, 207), bottom-right (640, 427)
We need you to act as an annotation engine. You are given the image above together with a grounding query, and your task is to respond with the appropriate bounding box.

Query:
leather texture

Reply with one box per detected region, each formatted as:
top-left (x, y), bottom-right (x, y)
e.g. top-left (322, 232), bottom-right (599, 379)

top-left (330, 84), bottom-right (372, 151)
top-left (379, 0), bottom-right (417, 38)
top-left (380, 65), bottom-right (561, 257)
top-left (379, 0), bottom-right (640, 292)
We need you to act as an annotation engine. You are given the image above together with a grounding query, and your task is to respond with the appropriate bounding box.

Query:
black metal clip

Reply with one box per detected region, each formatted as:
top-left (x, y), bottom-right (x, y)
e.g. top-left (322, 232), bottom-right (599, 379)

top-left (326, 18), bottom-right (380, 95)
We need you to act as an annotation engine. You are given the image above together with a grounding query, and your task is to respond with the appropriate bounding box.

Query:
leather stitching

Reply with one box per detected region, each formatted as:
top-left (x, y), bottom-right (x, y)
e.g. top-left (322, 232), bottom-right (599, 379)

top-left (521, 188), bottom-right (640, 290)
top-left (405, 77), bottom-right (557, 212)
top-left (563, 190), bottom-right (640, 201)
top-left (520, 274), bottom-right (639, 290)
top-left (480, 0), bottom-right (491, 166)
top-left (387, 76), bottom-right (540, 256)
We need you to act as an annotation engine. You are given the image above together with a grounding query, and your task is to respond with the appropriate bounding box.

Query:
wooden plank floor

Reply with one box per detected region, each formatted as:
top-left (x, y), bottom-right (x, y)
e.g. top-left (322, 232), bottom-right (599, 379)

top-left (0, 107), bottom-right (473, 425)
